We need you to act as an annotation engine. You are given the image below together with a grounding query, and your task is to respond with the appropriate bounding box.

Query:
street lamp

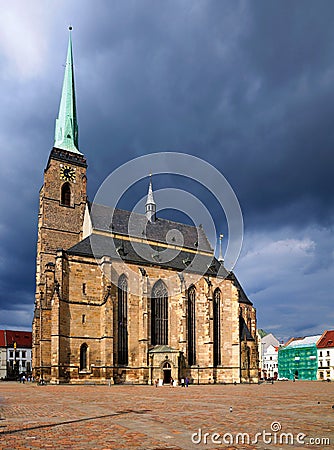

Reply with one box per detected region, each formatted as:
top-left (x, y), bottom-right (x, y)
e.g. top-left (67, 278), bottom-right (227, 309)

top-left (149, 354), bottom-right (154, 385)
top-left (41, 360), bottom-right (44, 385)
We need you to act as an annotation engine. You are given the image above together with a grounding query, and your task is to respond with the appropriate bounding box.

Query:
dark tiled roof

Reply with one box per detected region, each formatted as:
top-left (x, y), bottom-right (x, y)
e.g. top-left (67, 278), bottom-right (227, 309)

top-left (89, 203), bottom-right (213, 253)
top-left (240, 317), bottom-right (254, 341)
top-left (68, 233), bottom-right (224, 276)
top-left (67, 234), bottom-right (252, 305)
top-left (227, 272), bottom-right (253, 305)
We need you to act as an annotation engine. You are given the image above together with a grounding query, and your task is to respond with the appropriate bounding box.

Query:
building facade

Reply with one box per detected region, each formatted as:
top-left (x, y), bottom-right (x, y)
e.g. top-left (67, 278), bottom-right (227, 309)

top-left (32, 30), bottom-right (258, 385)
top-left (317, 330), bottom-right (334, 381)
top-left (278, 335), bottom-right (321, 381)
top-left (262, 344), bottom-right (279, 380)
top-left (0, 331), bottom-right (6, 379)
top-left (258, 332), bottom-right (280, 380)
top-left (0, 330), bottom-right (32, 379)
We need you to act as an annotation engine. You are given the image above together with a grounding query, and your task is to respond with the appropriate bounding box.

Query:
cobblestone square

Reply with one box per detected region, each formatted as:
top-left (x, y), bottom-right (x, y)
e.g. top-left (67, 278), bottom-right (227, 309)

top-left (0, 381), bottom-right (333, 449)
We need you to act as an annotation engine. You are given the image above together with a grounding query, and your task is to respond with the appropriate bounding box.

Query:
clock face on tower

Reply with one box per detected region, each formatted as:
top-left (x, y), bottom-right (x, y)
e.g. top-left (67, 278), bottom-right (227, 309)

top-left (60, 164), bottom-right (76, 182)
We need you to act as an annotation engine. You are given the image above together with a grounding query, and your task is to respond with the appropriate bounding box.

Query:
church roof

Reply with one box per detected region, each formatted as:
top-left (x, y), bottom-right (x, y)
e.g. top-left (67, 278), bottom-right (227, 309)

top-left (68, 233), bottom-right (222, 276)
top-left (89, 203), bottom-right (213, 254)
top-left (67, 233), bottom-right (252, 305)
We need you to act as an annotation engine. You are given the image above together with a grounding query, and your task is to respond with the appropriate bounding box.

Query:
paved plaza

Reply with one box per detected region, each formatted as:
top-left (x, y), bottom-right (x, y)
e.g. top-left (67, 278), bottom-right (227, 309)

top-left (0, 381), bottom-right (333, 449)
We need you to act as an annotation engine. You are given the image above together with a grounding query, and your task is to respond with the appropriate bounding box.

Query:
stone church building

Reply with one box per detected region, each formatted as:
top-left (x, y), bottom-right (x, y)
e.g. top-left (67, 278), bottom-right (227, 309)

top-left (32, 31), bottom-right (258, 385)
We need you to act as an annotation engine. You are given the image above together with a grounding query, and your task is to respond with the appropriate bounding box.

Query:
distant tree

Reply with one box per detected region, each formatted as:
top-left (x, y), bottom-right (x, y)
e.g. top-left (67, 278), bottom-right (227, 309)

top-left (258, 329), bottom-right (268, 338)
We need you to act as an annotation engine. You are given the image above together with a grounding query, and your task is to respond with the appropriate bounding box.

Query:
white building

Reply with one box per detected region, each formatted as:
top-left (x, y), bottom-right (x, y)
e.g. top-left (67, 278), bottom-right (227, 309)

top-left (0, 330), bottom-right (32, 379)
top-left (0, 330), bottom-right (6, 379)
top-left (263, 344), bottom-right (279, 379)
top-left (317, 330), bottom-right (334, 381)
top-left (258, 333), bottom-right (280, 380)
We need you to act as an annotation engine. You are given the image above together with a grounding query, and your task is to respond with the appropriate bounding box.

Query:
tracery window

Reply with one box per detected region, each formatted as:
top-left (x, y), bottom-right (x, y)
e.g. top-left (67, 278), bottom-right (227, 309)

top-left (187, 285), bottom-right (196, 366)
top-left (151, 280), bottom-right (168, 345)
top-left (213, 288), bottom-right (221, 366)
top-left (118, 274), bottom-right (128, 365)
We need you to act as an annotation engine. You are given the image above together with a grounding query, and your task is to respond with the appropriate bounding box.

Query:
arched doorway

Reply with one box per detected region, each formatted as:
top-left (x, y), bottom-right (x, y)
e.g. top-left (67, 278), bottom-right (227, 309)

top-left (162, 361), bottom-right (171, 384)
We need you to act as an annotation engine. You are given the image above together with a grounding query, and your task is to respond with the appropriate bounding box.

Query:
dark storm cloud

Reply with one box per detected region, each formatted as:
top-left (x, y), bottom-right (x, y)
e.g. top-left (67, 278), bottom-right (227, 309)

top-left (0, 0), bottom-right (333, 339)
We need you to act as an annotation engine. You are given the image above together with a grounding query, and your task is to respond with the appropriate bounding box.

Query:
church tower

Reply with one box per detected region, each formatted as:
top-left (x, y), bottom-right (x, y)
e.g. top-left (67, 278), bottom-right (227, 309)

top-left (32, 29), bottom-right (87, 379)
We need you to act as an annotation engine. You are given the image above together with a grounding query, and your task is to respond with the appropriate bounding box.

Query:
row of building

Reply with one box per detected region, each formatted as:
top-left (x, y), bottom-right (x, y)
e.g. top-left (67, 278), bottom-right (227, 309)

top-left (258, 330), bottom-right (334, 381)
top-left (0, 330), bottom-right (32, 380)
top-left (1, 328), bottom-right (332, 382)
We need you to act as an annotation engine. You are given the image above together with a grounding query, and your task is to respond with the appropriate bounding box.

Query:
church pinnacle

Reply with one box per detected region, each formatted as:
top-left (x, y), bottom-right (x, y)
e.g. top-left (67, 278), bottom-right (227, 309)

top-left (54, 27), bottom-right (81, 154)
top-left (145, 174), bottom-right (156, 222)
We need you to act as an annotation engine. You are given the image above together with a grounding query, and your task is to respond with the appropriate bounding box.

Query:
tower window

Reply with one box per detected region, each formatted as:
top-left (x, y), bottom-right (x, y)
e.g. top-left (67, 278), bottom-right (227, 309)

top-left (82, 283), bottom-right (86, 295)
top-left (82, 314), bottom-right (86, 324)
top-left (61, 182), bottom-right (71, 206)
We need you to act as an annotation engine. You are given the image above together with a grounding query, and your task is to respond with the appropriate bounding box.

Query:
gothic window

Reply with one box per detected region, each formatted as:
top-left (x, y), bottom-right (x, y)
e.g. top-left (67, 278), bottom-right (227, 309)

top-left (61, 182), bottom-right (71, 206)
top-left (118, 274), bottom-right (128, 365)
top-left (213, 288), bottom-right (221, 366)
top-left (151, 280), bottom-right (168, 345)
top-left (187, 285), bottom-right (196, 366)
top-left (80, 343), bottom-right (88, 371)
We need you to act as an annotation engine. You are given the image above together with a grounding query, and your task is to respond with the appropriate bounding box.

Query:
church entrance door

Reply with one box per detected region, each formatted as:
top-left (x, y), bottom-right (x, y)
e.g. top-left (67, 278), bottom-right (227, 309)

top-left (162, 361), bottom-right (171, 384)
top-left (163, 369), bottom-right (171, 384)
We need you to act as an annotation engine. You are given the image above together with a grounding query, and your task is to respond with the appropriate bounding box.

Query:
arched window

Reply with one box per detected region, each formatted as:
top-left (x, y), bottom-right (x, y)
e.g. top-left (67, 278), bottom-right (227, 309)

top-left (213, 288), bottom-right (221, 366)
top-left (187, 285), bottom-right (196, 366)
top-left (117, 274), bottom-right (128, 365)
top-left (151, 280), bottom-right (168, 345)
top-left (80, 343), bottom-right (88, 371)
top-left (61, 182), bottom-right (71, 206)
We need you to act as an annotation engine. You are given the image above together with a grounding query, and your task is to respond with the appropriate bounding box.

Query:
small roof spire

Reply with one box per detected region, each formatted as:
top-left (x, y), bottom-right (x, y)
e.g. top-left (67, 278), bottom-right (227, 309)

top-left (54, 27), bottom-right (82, 154)
top-left (146, 174), bottom-right (156, 222)
top-left (218, 233), bottom-right (224, 262)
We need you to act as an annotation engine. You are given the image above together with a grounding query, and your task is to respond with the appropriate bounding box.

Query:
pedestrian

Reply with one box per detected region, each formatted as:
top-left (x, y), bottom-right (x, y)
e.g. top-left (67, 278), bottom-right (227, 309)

top-left (181, 378), bottom-right (185, 387)
top-left (154, 379), bottom-right (158, 388)
top-left (185, 376), bottom-right (189, 387)
top-left (170, 377), bottom-right (174, 387)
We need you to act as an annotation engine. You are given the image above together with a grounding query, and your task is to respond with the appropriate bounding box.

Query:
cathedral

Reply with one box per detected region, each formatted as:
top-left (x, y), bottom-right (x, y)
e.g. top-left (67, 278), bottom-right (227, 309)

top-left (32, 30), bottom-right (258, 385)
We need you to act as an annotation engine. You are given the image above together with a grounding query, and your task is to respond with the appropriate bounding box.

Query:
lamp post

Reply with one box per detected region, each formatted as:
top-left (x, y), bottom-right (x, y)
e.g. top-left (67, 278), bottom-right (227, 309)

top-left (41, 360), bottom-right (44, 385)
top-left (149, 354), bottom-right (154, 385)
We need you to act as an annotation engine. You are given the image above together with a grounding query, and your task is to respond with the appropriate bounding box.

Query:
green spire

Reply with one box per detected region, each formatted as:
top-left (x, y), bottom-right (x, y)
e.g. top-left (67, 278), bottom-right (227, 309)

top-left (54, 27), bottom-right (81, 154)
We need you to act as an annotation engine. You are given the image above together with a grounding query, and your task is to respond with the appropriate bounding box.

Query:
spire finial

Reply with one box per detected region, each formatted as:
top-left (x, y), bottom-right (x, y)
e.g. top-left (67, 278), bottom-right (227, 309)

top-left (146, 174), bottom-right (156, 222)
top-left (218, 233), bottom-right (224, 262)
top-left (54, 28), bottom-right (82, 154)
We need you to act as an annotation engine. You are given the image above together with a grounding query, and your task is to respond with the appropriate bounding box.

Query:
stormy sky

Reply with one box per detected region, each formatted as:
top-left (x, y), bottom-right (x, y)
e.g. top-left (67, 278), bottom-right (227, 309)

top-left (0, 0), bottom-right (333, 341)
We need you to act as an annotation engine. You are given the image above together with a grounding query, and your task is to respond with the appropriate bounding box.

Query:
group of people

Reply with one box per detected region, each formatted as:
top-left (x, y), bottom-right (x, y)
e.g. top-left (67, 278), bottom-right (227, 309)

top-left (154, 376), bottom-right (190, 387)
top-left (19, 374), bottom-right (34, 383)
top-left (179, 377), bottom-right (190, 387)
